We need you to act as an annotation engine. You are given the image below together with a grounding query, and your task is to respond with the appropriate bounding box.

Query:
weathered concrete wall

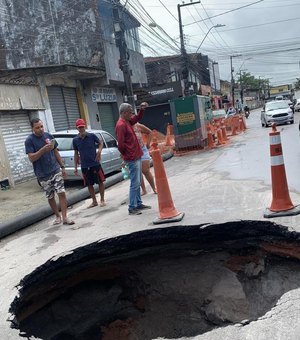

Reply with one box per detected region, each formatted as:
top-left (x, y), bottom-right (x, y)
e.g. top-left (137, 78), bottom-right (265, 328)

top-left (103, 42), bottom-right (147, 85)
top-left (0, 84), bottom-right (43, 110)
top-left (0, 0), bottom-right (105, 69)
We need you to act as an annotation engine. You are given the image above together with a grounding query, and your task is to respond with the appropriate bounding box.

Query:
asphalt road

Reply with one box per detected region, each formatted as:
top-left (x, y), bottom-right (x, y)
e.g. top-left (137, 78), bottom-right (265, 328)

top-left (2, 108), bottom-right (300, 339)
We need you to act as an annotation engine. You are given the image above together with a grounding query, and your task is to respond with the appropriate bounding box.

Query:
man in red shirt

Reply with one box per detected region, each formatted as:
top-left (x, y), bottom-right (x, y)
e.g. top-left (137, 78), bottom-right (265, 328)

top-left (115, 102), bottom-right (151, 215)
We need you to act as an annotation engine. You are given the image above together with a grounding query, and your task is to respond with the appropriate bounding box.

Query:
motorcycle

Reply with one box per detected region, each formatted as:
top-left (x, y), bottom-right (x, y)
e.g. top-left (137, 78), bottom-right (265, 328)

top-left (244, 108), bottom-right (250, 119)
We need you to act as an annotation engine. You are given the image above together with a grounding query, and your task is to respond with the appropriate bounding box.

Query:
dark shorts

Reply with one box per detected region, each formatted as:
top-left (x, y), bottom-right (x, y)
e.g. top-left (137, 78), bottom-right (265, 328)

top-left (82, 164), bottom-right (105, 187)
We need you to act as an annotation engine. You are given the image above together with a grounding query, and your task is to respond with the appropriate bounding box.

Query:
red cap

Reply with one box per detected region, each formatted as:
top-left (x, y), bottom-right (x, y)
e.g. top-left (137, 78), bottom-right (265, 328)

top-left (76, 118), bottom-right (86, 128)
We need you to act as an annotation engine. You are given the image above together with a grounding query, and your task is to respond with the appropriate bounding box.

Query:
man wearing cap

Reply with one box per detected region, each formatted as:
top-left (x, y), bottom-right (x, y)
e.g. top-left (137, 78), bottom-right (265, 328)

top-left (73, 118), bottom-right (106, 208)
top-left (25, 118), bottom-right (74, 226)
top-left (115, 102), bottom-right (151, 215)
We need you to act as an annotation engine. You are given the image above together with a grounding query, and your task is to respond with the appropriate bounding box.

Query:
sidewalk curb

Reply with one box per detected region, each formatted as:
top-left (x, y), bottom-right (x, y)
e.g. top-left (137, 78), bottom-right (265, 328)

top-left (0, 152), bottom-right (173, 239)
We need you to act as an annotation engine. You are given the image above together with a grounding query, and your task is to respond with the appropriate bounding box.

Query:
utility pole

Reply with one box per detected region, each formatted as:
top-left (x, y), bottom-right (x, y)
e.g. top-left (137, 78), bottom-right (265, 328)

top-left (230, 56), bottom-right (235, 106)
top-left (230, 54), bottom-right (241, 106)
top-left (177, 1), bottom-right (200, 96)
top-left (212, 61), bottom-right (218, 95)
top-left (239, 70), bottom-right (244, 105)
top-left (113, 3), bottom-right (135, 111)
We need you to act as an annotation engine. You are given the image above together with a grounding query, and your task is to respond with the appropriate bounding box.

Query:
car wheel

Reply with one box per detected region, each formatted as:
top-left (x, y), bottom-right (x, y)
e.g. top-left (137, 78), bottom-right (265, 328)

top-left (291, 120), bottom-right (294, 124)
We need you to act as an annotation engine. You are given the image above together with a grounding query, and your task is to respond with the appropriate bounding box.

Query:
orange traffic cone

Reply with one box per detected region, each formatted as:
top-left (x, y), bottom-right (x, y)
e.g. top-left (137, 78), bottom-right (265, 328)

top-left (241, 115), bottom-right (247, 130)
top-left (264, 124), bottom-right (300, 218)
top-left (231, 116), bottom-right (238, 135)
top-left (216, 123), bottom-right (225, 145)
top-left (165, 124), bottom-right (175, 147)
top-left (151, 137), bottom-right (185, 224)
top-left (239, 117), bottom-right (244, 132)
top-left (207, 125), bottom-right (215, 149)
top-left (221, 119), bottom-right (228, 141)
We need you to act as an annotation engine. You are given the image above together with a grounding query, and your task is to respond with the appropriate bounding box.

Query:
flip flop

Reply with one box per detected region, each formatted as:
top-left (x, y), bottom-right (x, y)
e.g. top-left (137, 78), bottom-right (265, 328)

top-left (88, 202), bottom-right (98, 209)
top-left (63, 219), bottom-right (75, 225)
top-left (100, 201), bottom-right (106, 207)
top-left (53, 217), bottom-right (62, 225)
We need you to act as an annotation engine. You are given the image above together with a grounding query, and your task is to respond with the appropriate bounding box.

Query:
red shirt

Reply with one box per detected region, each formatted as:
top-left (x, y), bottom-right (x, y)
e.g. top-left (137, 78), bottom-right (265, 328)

top-left (115, 109), bottom-right (144, 161)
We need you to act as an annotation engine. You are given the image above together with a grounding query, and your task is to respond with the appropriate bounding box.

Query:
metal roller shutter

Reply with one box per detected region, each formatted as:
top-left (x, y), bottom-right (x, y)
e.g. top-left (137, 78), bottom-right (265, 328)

top-left (62, 87), bottom-right (81, 128)
top-left (97, 103), bottom-right (116, 137)
top-left (47, 87), bottom-right (67, 131)
top-left (0, 111), bottom-right (34, 182)
top-left (47, 86), bottom-right (80, 131)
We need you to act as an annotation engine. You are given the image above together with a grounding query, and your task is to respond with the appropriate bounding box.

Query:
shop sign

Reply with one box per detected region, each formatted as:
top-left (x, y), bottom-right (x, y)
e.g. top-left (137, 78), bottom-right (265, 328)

top-left (91, 87), bottom-right (117, 102)
top-left (176, 112), bottom-right (195, 126)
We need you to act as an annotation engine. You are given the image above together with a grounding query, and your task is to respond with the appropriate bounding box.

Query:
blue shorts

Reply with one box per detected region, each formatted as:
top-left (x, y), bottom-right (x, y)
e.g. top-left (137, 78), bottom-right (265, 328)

top-left (141, 145), bottom-right (151, 161)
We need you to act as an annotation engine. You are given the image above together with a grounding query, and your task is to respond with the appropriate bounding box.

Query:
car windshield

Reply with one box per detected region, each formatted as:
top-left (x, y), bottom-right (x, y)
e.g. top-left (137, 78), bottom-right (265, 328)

top-left (266, 102), bottom-right (289, 111)
top-left (54, 135), bottom-right (76, 151)
top-left (53, 133), bottom-right (105, 151)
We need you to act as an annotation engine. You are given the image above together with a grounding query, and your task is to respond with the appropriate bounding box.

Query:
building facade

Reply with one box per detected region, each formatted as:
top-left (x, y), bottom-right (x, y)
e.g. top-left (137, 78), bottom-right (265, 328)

top-left (0, 0), bottom-right (147, 185)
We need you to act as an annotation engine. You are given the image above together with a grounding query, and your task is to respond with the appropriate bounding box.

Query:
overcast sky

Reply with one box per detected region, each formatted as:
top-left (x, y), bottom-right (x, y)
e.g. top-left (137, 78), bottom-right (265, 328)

top-left (128, 0), bottom-right (300, 86)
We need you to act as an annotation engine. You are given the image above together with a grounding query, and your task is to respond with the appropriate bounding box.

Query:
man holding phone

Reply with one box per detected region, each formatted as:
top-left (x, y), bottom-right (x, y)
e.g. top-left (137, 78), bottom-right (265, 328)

top-left (25, 118), bottom-right (74, 226)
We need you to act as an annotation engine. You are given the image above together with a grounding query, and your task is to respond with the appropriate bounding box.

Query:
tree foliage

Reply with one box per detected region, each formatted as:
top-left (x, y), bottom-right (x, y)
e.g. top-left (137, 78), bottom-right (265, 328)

top-left (237, 72), bottom-right (269, 89)
top-left (294, 78), bottom-right (300, 90)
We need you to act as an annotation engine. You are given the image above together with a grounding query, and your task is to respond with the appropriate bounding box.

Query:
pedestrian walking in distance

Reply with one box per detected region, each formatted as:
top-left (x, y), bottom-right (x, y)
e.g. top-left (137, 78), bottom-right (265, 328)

top-left (115, 102), bottom-right (152, 215)
top-left (73, 118), bottom-right (106, 208)
top-left (25, 118), bottom-right (74, 225)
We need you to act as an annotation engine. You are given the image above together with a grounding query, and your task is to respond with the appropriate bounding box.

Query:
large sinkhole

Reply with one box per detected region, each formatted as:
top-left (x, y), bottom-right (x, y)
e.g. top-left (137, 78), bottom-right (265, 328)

top-left (9, 221), bottom-right (300, 340)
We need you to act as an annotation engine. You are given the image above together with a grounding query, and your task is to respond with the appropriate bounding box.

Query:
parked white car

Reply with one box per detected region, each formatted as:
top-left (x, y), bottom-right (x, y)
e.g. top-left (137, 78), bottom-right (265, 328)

top-left (52, 129), bottom-right (122, 181)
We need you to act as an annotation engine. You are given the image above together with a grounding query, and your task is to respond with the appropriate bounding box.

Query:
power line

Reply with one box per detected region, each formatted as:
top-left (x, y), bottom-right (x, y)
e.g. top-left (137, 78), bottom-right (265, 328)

top-left (158, 0), bottom-right (178, 22)
top-left (199, 2), bottom-right (234, 54)
top-left (221, 16), bottom-right (300, 32)
top-left (184, 0), bottom-right (264, 26)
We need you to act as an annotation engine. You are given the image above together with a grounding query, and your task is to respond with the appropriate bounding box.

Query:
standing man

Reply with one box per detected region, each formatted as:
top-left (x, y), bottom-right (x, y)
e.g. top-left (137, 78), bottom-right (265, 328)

top-left (115, 102), bottom-right (151, 215)
top-left (25, 118), bottom-right (74, 225)
top-left (73, 118), bottom-right (106, 208)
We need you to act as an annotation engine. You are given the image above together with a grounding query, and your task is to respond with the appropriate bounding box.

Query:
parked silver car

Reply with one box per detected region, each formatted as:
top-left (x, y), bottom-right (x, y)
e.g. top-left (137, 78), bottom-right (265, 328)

top-left (52, 130), bottom-right (122, 181)
top-left (261, 101), bottom-right (294, 127)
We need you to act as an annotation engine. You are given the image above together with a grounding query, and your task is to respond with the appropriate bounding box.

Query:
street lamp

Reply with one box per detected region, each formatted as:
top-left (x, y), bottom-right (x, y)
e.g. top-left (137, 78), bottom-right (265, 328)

top-left (196, 24), bottom-right (225, 54)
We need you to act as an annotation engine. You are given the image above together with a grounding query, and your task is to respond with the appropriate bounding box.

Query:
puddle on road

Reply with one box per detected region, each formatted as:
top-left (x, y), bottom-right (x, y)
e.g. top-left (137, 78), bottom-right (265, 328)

top-left (9, 221), bottom-right (300, 340)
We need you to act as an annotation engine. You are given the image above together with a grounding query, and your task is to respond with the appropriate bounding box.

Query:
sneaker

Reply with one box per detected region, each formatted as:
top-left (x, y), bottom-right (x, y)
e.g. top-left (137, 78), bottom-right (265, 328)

top-left (128, 209), bottom-right (142, 215)
top-left (136, 204), bottom-right (152, 210)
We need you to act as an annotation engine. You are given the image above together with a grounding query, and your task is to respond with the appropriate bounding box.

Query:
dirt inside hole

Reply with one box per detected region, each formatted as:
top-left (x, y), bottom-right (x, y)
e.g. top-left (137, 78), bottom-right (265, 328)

top-left (9, 221), bottom-right (300, 340)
